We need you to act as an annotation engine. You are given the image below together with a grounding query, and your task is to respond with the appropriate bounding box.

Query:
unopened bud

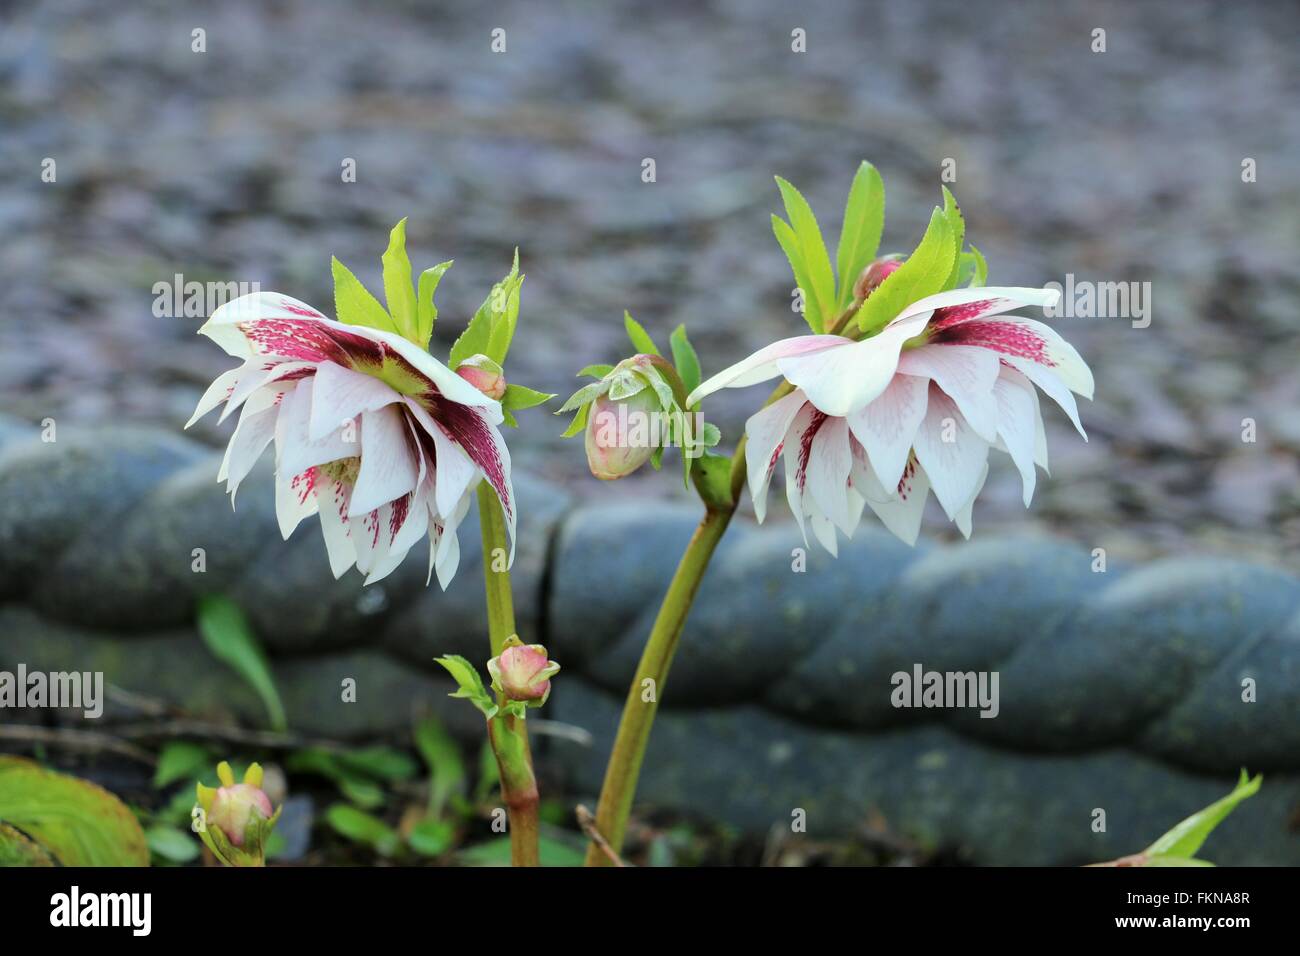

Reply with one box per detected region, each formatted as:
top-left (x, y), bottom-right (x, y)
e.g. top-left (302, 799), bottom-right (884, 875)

top-left (488, 640), bottom-right (560, 705)
top-left (852, 257), bottom-right (903, 303)
top-left (209, 783), bottom-right (274, 847)
top-left (585, 388), bottom-right (658, 480)
top-left (456, 354), bottom-right (507, 400)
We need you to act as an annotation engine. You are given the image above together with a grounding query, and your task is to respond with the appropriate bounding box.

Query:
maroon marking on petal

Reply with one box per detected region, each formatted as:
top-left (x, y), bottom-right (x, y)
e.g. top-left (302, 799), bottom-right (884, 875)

top-left (796, 410), bottom-right (827, 492)
top-left (931, 319), bottom-right (1055, 366)
top-left (928, 298), bottom-right (1001, 331)
top-left (291, 467), bottom-right (319, 505)
top-left (280, 300), bottom-right (326, 318)
top-left (897, 455), bottom-right (918, 500)
top-left (364, 509), bottom-right (381, 548)
top-left (388, 493), bottom-right (412, 543)
top-left (767, 441), bottom-right (784, 479)
top-left (436, 400), bottom-right (512, 521)
top-left (240, 319), bottom-right (347, 364)
top-left (270, 365), bottom-right (315, 383)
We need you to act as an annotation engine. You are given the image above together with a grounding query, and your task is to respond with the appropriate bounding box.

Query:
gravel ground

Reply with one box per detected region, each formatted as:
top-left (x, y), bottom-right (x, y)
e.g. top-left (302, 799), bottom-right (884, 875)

top-left (1, 0), bottom-right (1297, 569)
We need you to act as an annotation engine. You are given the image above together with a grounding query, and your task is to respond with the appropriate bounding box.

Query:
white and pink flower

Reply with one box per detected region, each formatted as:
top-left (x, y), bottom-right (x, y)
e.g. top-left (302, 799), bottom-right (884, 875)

top-left (187, 292), bottom-right (515, 588)
top-left (687, 286), bottom-right (1092, 549)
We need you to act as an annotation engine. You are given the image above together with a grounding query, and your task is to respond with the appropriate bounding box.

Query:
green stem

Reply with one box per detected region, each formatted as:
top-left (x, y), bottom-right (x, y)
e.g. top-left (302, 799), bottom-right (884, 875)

top-left (476, 483), bottom-right (540, 867)
top-left (581, 307), bottom-right (864, 866)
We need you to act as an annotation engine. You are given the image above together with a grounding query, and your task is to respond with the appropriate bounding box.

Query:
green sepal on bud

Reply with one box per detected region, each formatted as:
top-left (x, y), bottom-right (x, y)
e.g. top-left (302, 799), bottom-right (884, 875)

top-left (193, 761), bottom-right (281, 867)
top-left (488, 636), bottom-right (560, 711)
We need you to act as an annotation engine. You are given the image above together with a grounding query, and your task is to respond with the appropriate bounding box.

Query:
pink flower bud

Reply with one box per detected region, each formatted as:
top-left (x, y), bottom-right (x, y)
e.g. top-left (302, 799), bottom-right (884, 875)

top-left (489, 643), bottom-right (559, 702)
top-left (455, 354), bottom-right (507, 400)
top-left (585, 388), bottom-right (658, 480)
top-left (208, 783), bottom-right (274, 847)
top-left (852, 257), bottom-right (902, 303)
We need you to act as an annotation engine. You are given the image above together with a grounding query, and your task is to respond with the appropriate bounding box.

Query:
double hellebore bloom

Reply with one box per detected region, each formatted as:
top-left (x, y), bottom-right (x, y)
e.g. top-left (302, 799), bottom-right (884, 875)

top-left (187, 291), bottom-right (515, 588)
top-left (688, 285), bottom-right (1093, 550)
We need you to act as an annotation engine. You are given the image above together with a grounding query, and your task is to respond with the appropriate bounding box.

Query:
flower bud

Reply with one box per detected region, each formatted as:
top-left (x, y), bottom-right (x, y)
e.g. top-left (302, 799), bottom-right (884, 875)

top-left (488, 641), bottom-right (560, 705)
top-left (852, 257), bottom-right (903, 303)
top-left (585, 387), bottom-right (659, 480)
top-left (455, 354), bottom-right (507, 400)
top-left (209, 782), bottom-right (274, 847)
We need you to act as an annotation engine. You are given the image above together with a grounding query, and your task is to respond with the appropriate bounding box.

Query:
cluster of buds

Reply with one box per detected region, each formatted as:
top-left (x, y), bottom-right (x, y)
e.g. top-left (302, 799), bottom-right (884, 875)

top-left (194, 761), bottom-right (281, 867)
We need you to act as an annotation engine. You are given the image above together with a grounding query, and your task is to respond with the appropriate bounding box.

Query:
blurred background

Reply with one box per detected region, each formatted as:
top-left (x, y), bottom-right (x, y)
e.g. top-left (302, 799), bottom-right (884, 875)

top-left (1, 0), bottom-right (1298, 866)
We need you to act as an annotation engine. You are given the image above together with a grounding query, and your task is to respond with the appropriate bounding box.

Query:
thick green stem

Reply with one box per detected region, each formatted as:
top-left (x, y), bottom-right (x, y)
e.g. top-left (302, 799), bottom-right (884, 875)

top-left (476, 483), bottom-right (540, 867)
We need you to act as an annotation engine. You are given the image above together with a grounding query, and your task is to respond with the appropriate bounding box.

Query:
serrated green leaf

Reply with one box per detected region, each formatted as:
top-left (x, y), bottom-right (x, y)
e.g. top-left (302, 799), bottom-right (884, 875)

top-left (152, 741), bottom-right (212, 790)
top-left (669, 325), bottom-right (702, 397)
top-left (452, 253), bottom-right (522, 368)
top-left (775, 176), bottom-right (836, 331)
top-left (939, 187), bottom-right (966, 291)
top-left (1145, 770), bottom-right (1262, 861)
top-left (835, 161), bottom-right (886, 310)
top-left (772, 215), bottom-right (821, 333)
top-left (0, 757), bottom-right (149, 866)
top-left (501, 384), bottom-right (555, 412)
top-left (968, 245), bottom-right (988, 287)
top-left (332, 256), bottom-right (398, 335)
top-left (557, 379), bottom-right (608, 414)
top-left (433, 655), bottom-right (497, 718)
top-left (381, 218), bottom-right (418, 341)
top-left (196, 595), bottom-right (286, 732)
top-left (325, 804), bottom-right (402, 857)
top-left (623, 311), bottom-right (660, 356)
top-left (855, 208), bottom-right (955, 335)
top-left (578, 363), bottom-right (614, 379)
top-left (416, 259), bottom-right (453, 345)
top-left (486, 255), bottom-right (523, 363)
top-left (700, 421), bottom-right (721, 446)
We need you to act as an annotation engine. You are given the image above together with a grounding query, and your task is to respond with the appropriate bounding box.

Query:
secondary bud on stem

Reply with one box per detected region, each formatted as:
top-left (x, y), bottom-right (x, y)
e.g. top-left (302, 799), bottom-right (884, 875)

top-left (194, 761), bottom-right (282, 867)
top-left (586, 388), bottom-right (659, 480)
top-left (852, 256), bottom-right (903, 304)
top-left (488, 637), bottom-right (560, 707)
top-left (455, 353), bottom-right (507, 400)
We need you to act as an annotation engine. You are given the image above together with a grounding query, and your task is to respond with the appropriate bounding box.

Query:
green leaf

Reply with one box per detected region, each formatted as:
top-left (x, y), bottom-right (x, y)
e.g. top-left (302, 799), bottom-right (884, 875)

top-left (577, 363), bottom-right (614, 379)
top-left (835, 161), bottom-right (886, 310)
top-left (669, 325), bottom-right (702, 397)
top-left (557, 379), bottom-right (607, 414)
top-left (775, 176), bottom-right (836, 331)
top-left (855, 207), bottom-right (955, 335)
top-left (939, 186), bottom-right (966, 291)
top-left (146, 824), bottom-right (201, 863)
top-left (332, 256), bottom-right (398, 336)
top-left (0, 757), bottom-right (149, 866)
top-left (451, 252), bottom-right (522, 368)
top-left (1145, 770), bottom-right (1262, 861)
top-left (623, 311), bottom-right (660, 356)
top-left (408, 817), bottom-right (456, 857)
top-left (416, 260), bottom-right (453, 346)
top-left (501, 384), bottom-right (555, 412)
top-left (433, 655), bottom-right (497, 719)
top-left (325, 804), bottom-right (402, 857)
top-left (415, 714), bottom-right (466, 818)
top-left (967, 245), bottom-right (988, 287)
top-left (560, 400), bottom-right (590, 439)
top-left (473, 739), bottom-right (500, 805)
top-left (152, 741), bottom-right (212, 790)
top-left (337, 746), bottom-right (418, 782)
top-left (772, 216), bottom-right (819, 333)
top-left (0, 822), bottom-right (55, 866)
top-left (381, 218), bottom-right (418, 341)
top-left (196, 595), bottom-right (287, 731)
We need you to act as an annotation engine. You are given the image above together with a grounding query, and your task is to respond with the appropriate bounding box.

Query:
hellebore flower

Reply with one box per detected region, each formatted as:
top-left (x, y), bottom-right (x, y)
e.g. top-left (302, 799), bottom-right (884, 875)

top-left (687, 286), bottom-right (1092, 549)
top-left (187, 292), bottom-right (515, 588)
top-left (559, 353), bottom-right (709, 481)
top-left (488, 639), bottom-right (560, 706)
top-left (194, 761), bottom-right (282, 866)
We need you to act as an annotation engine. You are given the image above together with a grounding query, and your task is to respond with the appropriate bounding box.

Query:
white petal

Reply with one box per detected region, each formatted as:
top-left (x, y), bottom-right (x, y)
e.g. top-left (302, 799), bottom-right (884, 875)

top-left (779, 311), bottom-right (930, 417)
top-left (780, 402), bottom-right (822, 547)
top-left (846, 373), bottom-right (929, 491)
top-left (901, 286), bottom-right (1063, 330)
top-left (854, 448), bottom-right (931, 547)
top-left (276, 381), bottom-right (357, 478)
top-left (316, 475), bottom-right (356, 579)
top-left (805, 415), bottom-right (856, 535)
top-left (954, 462), bottom-right (990, 539)
top-left (895, 344), bottom-right (1001, 442)
top-left (350, 405), bottom-right (419, 517)
top-left (687, 335), bottom-right (849, 406)
top-left (309, 361), bottom-right (402, 441)
top-left (275, 467), bottom-right (320, 540)
top-left (911, 385), bottom-right (991, 520)
top-left (1003, 356), bottom-right (1087, 439)
top-left (221, 387), bottom-right (282, 502)
top-left (992, 367), bottom-right (1041, 506)
top-left (199, 292), bottom-right (328, 360)
top-left (743, 390), bottom-right (807, 523)
top-left (934, 315), bottom-right (1093, 399)
top-left (404, 397), bottom-right (478, 521)
top-left (186, 367), bottom-right (241, 428)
